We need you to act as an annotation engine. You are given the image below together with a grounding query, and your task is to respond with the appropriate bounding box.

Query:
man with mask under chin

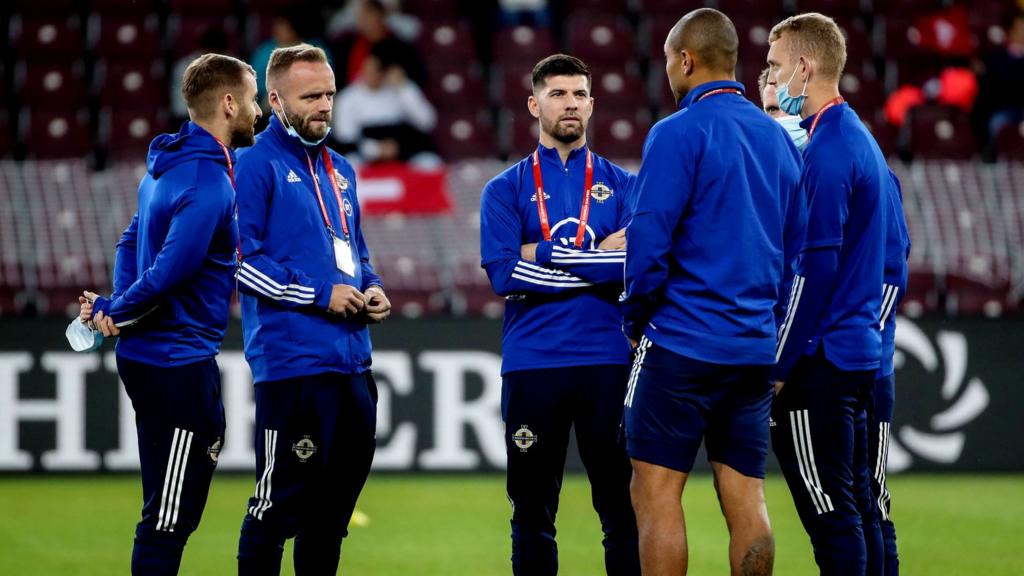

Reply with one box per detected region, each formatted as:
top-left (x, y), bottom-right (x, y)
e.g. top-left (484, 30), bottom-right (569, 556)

top-left (233, 43), bottom-right (390, 576)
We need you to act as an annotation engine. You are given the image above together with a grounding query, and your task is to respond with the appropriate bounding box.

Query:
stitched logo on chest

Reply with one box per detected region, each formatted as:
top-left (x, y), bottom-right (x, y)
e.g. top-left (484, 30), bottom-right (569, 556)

top-left (286, 170), bottom-right (301, 183)
top-left (590, 182), bottom-right (614, 203)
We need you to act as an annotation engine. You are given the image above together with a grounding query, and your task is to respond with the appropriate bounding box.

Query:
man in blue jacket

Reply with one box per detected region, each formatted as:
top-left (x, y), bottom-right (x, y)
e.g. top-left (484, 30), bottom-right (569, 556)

top-left (766, 13), bottom-right (893, 575)
top-left (621, 9), bottom-right (804, 575)
top-left (233, 44), bottom-right (389, 576)
top-left (81, 53), bottom-right (261, 575)
top-left (480, 54), bottom-right (640, 576)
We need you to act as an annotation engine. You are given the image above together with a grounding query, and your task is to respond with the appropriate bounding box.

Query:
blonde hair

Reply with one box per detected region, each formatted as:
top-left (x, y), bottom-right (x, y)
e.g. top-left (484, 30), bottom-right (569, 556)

top-left (769, 13), bottom-right (846, 82)
top-left (266, 43), bottom-right (330, 91)
top-left (181, 53), bottom-right (255, 120)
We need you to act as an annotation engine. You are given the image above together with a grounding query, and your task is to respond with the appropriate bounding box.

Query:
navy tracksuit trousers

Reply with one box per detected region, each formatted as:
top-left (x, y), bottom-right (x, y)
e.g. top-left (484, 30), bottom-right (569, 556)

top-left (117, 355), bottom-right (226, 576)
top-left (502, 364), bottom-right (640, 576)
top-left (237, 371), bottom-right (377, 576)
top-left (771, 348), bottom-right (875, 576)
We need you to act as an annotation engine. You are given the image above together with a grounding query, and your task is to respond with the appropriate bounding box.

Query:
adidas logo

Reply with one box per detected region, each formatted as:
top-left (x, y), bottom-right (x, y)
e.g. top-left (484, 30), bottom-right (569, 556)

top-left (286, 170), bottom-right (301, 183)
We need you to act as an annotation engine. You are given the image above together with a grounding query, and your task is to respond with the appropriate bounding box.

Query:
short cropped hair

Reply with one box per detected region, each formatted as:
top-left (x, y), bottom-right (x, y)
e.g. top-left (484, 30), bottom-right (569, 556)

top-left (531, 54), bottom-right (591, 92)
top-left (181, 53), bottom-right (255, 120)
top-left (667, 8), bottom-right (738, 74)
top-left (266, 43), bottom-right (330, 91)
top-left (769, 13), bottom-right (847, 82)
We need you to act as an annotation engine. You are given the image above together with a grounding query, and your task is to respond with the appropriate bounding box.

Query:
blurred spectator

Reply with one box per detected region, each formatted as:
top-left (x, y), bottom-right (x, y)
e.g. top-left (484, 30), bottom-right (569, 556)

top-left (334, 44), bottom-right (439, 166)
top-left (251, 14), bottom-right (332, 104)
top-left (974, 11), bottom-right (1024, 159)
top-left (498, 0), bottom-right (551, 27)
top-left (331, 0), bottom-right (426, 89)
top-left (327, 0), bottom-right (420, 42)
top-left (170, 26), bottom-right (230, 127)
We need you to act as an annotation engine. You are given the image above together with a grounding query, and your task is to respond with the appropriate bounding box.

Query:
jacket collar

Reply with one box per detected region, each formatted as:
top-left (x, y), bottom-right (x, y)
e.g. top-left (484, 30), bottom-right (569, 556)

top-left (679, 80), bottom-right (745, 110)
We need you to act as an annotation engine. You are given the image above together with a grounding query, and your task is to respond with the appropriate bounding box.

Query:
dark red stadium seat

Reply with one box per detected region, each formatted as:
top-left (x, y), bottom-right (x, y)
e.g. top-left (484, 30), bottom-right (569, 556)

top-left (860, 112), bottom-right (899, 158)
top-left (9, 16), bottom-right (84, 60)
top-left (88, 14), bottom-right (162, 62)
top-left (89, 0), bottom-right (161, 13)
top-left (642, 16), bottom-right (676, 60)
top-left (715, 0), bottom-right (787, 19)
top-left (21, 109), bottom-right (93, 159)
top-left (167, 16), bottom-right (240, 58)
top-left (166, 0), bottom-right (235, 14)
top-left (497, 62), bottom-right (537, 110)
top-left (8, 0), bottom-right (77, 15)
top-left (796, 0), bottom-right (866, 18)
top-left (590, 63), bottom-right (646, 109)
top-left (101, 107), bottom-right (170, 159)
top-left (841, 74), bottom-right (885, 117)
top-left (417, 21), bottom-right (476, 61)
top-left (566, 0), bottom-right (629, 12)
top-left (635, 0), bottom-right (689, 18)
top-left (946, 274), bottom-right (1015, 316)
top-left (900, 271), bottom-right (940, 315)
top-left (403, 0), bottom-right (459, 19)
top-left (567, 14), bottom-right (635, 64)
top-left (425, 64), bottom-right (487, 112)
top-left (434, 109), bottom-right (498, 161)
top-left (591, 108), bottom-right (649, 161)
top-left (0, 113), bottom-right (12, 158)
top-left (492, 26), bottom-right (558, 67)
top-left (994, 122), bottom-right (1024, 162)
top-left (16, 62), bottom-right (88, 109)
top-left (503, 109), bottom-right (542, 159)
top-left (905, 105), bottom-right (978, 160)
top-left (970, 0), bottom-right (1014, 54)
top-left (95, 61), bottom-right (167, 109)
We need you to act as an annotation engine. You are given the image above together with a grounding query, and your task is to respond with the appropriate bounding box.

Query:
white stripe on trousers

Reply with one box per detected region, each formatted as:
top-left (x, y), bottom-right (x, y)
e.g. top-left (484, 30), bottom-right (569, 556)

top-left (249, 429), bottom-right (278, 520)
top-left (874, 421), bottom-right (892, 521)
top-left (789, 410), bottom-right (834, 514)
top-left (624, 336), bottom-right (651, 408)
top-left (776, 276), bottom-right (805, 361)
top-left (157, 427), bottom-right (194, 532)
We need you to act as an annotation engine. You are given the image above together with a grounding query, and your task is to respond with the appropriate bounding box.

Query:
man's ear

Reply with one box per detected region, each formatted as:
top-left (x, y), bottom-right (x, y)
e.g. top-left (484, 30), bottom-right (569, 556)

top-left (223, 92), bottom-right (237, 118)
top-left (680, 49), bottom-right (694, 76)
top-left (527, 94), bottom-right (541, 119)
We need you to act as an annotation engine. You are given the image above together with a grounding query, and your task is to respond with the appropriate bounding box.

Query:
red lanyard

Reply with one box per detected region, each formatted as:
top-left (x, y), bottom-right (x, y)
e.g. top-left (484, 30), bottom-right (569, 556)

top-left (696, 87), bottom-right (742, 102)
top-left (531, 148), bottom-right (593, 248)
top-left (306, 148), bottom-right (350, 240)
top-left (213, 136), bottom-right (243, 260)
top-left (808, 96), bottom-right (845, 141)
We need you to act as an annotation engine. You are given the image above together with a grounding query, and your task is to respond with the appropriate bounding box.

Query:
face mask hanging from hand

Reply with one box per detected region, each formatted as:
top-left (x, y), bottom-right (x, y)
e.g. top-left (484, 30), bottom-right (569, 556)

top-left (274, 92), bottom-right (331, 147)
top-left (776, 64), bottom-right (809, 116)
top-left (776, 115), bottom-right (809, 150)
top-left (65, 318), bottom-right (104, 352)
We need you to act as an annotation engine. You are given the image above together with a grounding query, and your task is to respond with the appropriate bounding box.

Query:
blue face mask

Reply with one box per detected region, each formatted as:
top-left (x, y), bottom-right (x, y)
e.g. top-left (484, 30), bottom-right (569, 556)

top-left (776, 115), bottom-right (808, 150)
top-left (776, 65), bottom-right (808, 116)
top-left (274, 93), bottom-right (331, 147)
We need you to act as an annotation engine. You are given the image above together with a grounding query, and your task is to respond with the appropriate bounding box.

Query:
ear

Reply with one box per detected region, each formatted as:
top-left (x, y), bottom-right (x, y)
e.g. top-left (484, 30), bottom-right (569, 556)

top-left (223, 92), bottom-right (237, 118)
top-left (527, 94), bottom-right (540, 119)
top-left (680, 49), bottom-right (695, 76)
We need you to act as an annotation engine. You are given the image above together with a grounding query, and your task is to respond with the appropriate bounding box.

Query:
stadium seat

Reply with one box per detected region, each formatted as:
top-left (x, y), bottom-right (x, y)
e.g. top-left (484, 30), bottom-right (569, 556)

top-left (95, 61), bottom-right (167, 109)
top-left (590, 62), bottom-right (646, 109)
top-left (946, 274), bottom-right (1015, 316)
top-left (841, 73), bottom-right (885, 117)
top-left (994, 122), bottom-right (1024, 162)
top-left (502, 109), bottom-right (542, 159)
top-left (565, 0), bottom-right (629, 12)
top-left (426, 63), bottom-right (488, 112)
top-left (87, 14), bottom-right (163, 62)
top-left (901, 271), bottom-right (940, 316)
top-left (496, 62), bottom-right (537, 110)
top-left (715, 0), bottom-right (787, 19)
top-left (905, 105), bottom-right (977, 160)
top-left (590, 108), bottom-right (650, 161)
top-left (634, 0), bottom-right (686, 17)
top-left (166, 0), bottom-right (235, 14)
top-left (0, 114), bottom-right (12, 158)
top-left (15, 61), bottom-right (88, 110)
top-left (417, 20), bottom-right (477, 61)
top-left (566, 13), bottom-right (636, 64)
top-left (100, 107), bottom-right (170, 159)
top-left (166, 15), bottom-right (241, 58)
top-left (434, 109), bottom-right (498, 161)
top-left (492, 26), bottom-right (558, 67)
top-left (403, 0), bottom-right (460, 20)
top-left (21, 109), bottom-right (93, 159)
top-left (970, 0), bottom-right (1014, 54)
top-left (9, 16), bottom-right (84, 60)
top-left (8, 0), bottom-right (77, 15)
top-left (641, 16), bottom-right (676, 60)
top-left (796, 0), bottom-right (867, 19)
top-left (89, 0), bottom-right (161, 12)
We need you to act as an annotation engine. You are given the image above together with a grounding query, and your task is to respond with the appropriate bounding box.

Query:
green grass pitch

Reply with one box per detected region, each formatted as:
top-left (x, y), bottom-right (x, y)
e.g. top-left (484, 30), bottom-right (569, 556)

top-left (1, 474), bottom-right (1021, 575)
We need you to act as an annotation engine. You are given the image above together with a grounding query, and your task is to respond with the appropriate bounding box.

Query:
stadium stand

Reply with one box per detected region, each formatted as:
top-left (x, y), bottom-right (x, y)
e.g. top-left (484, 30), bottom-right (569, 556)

top-left (0, 0), bottom-right (1021, 318)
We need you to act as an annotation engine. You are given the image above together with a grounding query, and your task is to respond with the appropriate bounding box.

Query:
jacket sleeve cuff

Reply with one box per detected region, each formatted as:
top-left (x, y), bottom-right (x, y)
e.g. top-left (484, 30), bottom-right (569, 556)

top-left (90, 296), bottom-right (112, 320)
top-left (535, 240), bottom-right (555, 267)
top-left (314, 280), bottom-right (332, 310)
